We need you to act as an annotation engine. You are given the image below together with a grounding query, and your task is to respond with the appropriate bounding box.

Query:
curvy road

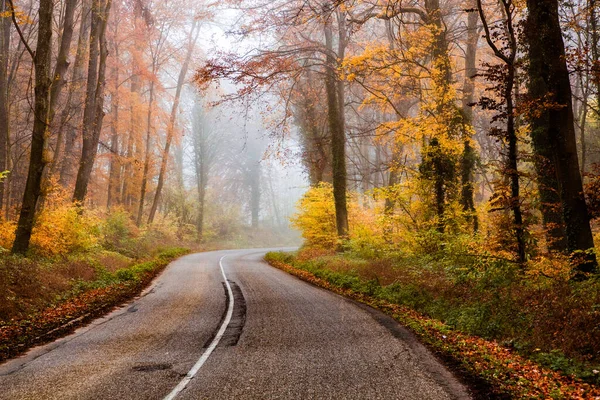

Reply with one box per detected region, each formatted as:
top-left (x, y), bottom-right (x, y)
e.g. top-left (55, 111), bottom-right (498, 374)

top-left (0, 249), bottom-right (471, 400)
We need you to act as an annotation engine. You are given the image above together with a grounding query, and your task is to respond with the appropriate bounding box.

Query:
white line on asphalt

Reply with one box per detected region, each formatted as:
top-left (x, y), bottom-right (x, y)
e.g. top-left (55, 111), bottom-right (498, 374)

top-left (163, 255), bottom-right (234, 400)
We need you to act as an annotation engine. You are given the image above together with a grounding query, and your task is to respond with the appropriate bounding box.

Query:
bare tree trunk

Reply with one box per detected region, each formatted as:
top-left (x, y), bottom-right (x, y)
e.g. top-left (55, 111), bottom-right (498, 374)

top-left (36, 0), bottom-right (78, 206)
top-left (120, 74), bottom-right (139, 209)
top-left (49, 0), bottom-right (77, 121)
top-left (506, 69), bottom-right (526, 263)
top-left (196, 175), bottom-right (206, 239)
top-left (73, 0), bottom-right (112, 204)
top-left (590, 0), bottom-right (600, 118)
top-left (136, 79), bottom-right (154, 225)
top-left (55, 0), bottom-right (91, 184)
top-left (267, 167), bottom-right (282, 228)
top-left (460, 3), bottom-right (479, 232)
top-left (193, 115), bottom-right (207, 240)
top-left (0, 0), bottom-right (10, 210)
top-left (576, 65), bottom-right (589, 177)
top-left (12, 0), bottom-right (54, 254)
top-left (324, 12), bottom-right (348, 239)
top-left (107, 37), bottom-right (120, 209)
top-left (147, 19), bottom-right (199, 224)
top-left (250, 163), bottom-right (261, 229)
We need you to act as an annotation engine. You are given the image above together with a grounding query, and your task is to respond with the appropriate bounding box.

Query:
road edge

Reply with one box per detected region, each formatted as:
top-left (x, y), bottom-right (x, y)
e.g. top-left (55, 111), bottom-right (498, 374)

top-left (0, 248), bottom-right (190, 367)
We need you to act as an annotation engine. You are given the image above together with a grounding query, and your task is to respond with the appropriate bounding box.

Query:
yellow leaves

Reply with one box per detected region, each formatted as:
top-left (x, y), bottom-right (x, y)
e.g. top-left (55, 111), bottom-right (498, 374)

top-left (525, 254), bottom-right (572, 282)
top-left (290, 183), bottom-right (337, 249)
top-left (30, 204), bottom-right (100, 258)
top-left (0, 220), bottom-right (16, 250)
top-left (2, 8), bottom-right (34, 25)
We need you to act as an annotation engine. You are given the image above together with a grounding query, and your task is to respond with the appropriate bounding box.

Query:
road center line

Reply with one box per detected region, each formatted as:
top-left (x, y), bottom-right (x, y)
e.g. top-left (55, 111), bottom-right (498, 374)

top-left (163, 255), bottom-right (234, 400)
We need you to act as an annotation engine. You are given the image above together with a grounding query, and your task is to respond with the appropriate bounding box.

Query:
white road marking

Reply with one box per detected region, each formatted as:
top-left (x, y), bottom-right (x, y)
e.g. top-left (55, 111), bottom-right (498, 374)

top-left (163, 255), bottom-right (234, 400)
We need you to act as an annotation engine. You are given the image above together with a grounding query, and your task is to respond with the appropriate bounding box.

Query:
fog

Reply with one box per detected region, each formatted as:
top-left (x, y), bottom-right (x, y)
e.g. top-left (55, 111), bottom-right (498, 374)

top-left (157, 4), bottom-right (310, 246)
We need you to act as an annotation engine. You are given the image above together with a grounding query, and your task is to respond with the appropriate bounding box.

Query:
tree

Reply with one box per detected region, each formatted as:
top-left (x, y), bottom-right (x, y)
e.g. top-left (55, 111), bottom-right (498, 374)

top-left (477, 0), bottom-right (526, 263)
top-left (147, 17), bottom-right (201, 224)
top-left (196, 0), bottom-right (352, 241)
top-left (0, 0), bottom-right (10, 210)
top-left (191, 96), bottom-right (222, 239)
top-left (525, 0), bottom-right (597, 274)
top-left (11, 0), bottom-right (54, 254)
top-left (72, 0), bottom-right (113, 203)
top-left (324, 6), bottom-right (349, 238)
top-left (460, 3), bottom-right (480, 232)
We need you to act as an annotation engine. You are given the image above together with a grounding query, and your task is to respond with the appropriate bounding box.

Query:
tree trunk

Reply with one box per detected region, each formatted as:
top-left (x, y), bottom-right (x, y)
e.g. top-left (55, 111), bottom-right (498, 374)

top-left (107, 38), bottom-right (120, 209)
top-left (35, 0), bottom-right (78, 207)
top-left (147, 19), bottom-right (199, 224)
top-left (526, 0), bottom-right (597, 274)
top-left (120, 74), bottom-right (139, 209)
top-left (0, 0), bottom-right (10, 211)
top-left (136, 79), bottom-right (155, 225)
top-left (460, 3), bottom-right (479, 232)
top-left (196, 174), bottom-right (206, 239)
top-left (506, 68), bottom-right (526, 263)
top-left (54, 0), bottom-right (91, 184)
top-left (421, 0), bottom-right (456, 232)
top-left (576, 67), bottom-right (589, 177)
top-left (48, 0), bottom-right (77, 121)
top-left (12, 0), bottom-right (54, 254)
top-left (73, 0), bottom-right (112, 203)
top-left (324, 14), bottom-right (348, 239)
top-left (590, 0), bottom-right (600, 118)
top-left (460, 140), bottom-right (477, 231)
top-left (250, 162), bottom-right (261, 229)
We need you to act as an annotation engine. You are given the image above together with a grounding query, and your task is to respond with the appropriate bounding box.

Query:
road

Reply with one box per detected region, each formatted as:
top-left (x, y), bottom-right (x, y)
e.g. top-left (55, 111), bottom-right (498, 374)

top-left (0, 249), bottom-right (470, 399)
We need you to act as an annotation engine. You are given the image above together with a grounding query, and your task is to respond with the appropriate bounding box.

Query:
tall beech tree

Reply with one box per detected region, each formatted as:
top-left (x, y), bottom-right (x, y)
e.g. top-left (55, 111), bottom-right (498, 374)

top-left (73, 0), bottom-right (112, 203)
top-left (147, 17), bottom-right (201, 224)
top-left (460, 3), bottom-right (479, 232)
top-left (0, 0), bottom-right (9, 209)
top-left (477, 0), bottom-right (525, 263)
top-left (54, 0), bottom-right (92, 186)
top-left (197, 0), bottom-right (352, 241)
top-left (525, 0), bottom-right (597, 274)
top-left (11, 0), bottom-right (54, 254)
top-left (324, 6), bottom-right (349, 238)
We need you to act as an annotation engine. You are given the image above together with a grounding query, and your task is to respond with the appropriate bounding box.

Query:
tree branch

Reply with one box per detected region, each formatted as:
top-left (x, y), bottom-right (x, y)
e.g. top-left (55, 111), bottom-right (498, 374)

top-left (6, 0), bottom-right (34, 59)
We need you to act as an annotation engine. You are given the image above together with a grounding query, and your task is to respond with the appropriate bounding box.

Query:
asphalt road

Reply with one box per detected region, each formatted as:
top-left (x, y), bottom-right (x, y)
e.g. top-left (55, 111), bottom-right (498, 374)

top-left (0, 249), bottom-right (471, 400)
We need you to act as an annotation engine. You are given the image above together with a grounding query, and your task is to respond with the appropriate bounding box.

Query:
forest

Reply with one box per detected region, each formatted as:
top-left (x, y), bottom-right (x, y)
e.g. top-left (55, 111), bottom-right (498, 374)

top-left (1, 0), bottom-right (600, 397)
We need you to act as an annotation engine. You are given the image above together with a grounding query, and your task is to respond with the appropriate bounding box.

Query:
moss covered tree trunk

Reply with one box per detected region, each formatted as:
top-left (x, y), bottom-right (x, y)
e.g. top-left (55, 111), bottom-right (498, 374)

top-left (324, 13), bottom-right (348, 239)
top-left (526, 0), bottom-right (597, 274)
